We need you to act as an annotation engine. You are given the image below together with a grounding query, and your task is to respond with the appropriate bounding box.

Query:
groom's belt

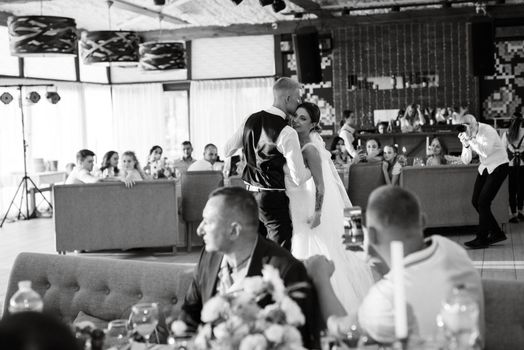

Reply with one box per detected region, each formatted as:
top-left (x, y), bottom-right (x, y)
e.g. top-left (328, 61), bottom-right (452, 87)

top-left (245, 183), bottom-right (286, 192)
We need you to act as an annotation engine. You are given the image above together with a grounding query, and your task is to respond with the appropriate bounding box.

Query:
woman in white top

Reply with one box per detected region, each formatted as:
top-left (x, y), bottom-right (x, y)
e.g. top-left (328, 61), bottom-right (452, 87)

top-left (120, 151), bottom-right (149, 187)
top-left (287, 102), bottom-right (374, 314)
top-left (501, 112), bottom-right (524, 223)
top-left (426, 137), bottom-right (463, 166)
top-left (382, 145), bottom-right (402, 185)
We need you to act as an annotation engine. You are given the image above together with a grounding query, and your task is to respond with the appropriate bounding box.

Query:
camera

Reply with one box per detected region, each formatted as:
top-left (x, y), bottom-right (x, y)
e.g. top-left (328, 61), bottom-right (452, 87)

top-left (343, 206), bottom-right (364, 251)
top-left (456, 124), bottom-right (467, 133)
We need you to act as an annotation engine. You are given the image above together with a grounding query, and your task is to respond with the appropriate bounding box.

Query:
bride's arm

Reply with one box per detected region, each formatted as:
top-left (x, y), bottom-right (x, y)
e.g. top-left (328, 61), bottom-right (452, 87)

top-left (303, 145), bottom-right (324, 228)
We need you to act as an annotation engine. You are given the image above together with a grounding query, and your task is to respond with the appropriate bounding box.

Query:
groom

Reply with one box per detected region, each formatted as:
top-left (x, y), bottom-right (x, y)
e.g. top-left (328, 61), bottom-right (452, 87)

top-left (224, 77), bottom-right (310, 251)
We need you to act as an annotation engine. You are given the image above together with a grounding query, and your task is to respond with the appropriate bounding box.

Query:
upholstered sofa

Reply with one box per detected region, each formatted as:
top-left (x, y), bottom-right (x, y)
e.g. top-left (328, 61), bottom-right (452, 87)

top-left (3, 252), bottom-right (194, 342)
top-left (4, 253), bottom-right (524, 349)
top-left (53, 180), bottom-right (179, 253)
top-left (400, 165), bottom-right (508, 228)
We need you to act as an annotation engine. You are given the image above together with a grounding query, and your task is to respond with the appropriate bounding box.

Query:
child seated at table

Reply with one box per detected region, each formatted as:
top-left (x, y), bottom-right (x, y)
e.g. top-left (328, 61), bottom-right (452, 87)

top-left (382, 145), bottom-right (402, 186)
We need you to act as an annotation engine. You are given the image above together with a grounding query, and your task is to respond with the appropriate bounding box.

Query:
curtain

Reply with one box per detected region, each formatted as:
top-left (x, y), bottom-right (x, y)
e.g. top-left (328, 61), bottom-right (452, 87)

top-left (189, 78), bottom-right (274, 157)
top-left (111, 83), bottom-right (165, 164)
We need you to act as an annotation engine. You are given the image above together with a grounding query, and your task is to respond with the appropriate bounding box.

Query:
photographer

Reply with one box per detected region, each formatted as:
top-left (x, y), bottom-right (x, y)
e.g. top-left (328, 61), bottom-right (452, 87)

top-left (459, 114), bottom-right (509, 249)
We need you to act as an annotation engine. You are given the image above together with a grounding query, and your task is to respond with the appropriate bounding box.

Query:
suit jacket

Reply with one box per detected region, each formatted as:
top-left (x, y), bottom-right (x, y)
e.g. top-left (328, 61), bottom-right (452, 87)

top-left (180, 237), bottom-right (320, 349)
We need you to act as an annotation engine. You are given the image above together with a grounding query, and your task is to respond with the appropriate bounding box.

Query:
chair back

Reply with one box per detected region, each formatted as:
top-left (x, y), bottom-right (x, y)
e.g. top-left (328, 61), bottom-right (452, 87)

top-left (347, 162), bottom-right (386, 209)
top-left (181, 171), bottom-right (224, 222)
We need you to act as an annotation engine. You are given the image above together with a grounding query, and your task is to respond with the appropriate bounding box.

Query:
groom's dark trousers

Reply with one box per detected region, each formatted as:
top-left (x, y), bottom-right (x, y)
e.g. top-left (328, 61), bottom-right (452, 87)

top-left (251, 190), bottom-right (292, 251)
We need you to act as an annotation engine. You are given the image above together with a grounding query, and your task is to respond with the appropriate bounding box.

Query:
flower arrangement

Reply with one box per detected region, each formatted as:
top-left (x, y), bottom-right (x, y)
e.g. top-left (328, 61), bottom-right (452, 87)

top-left (171, 265), bottom-right (307, 350)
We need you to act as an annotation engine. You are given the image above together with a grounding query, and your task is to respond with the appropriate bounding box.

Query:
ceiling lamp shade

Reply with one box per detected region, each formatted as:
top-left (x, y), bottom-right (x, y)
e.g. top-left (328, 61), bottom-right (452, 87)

top-left (80, 31), bottom-right (140, 65)
top-left (8, 16), bottom-right (77, 56)
top-left (139, 42), bottom-right (186, 70)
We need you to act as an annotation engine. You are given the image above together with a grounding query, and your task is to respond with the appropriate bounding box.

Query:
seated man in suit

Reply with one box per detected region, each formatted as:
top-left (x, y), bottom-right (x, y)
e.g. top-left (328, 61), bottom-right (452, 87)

top-left (306, 185), bottom-right (484, 345)
top-left (180, 186), bottom-right (319, 349)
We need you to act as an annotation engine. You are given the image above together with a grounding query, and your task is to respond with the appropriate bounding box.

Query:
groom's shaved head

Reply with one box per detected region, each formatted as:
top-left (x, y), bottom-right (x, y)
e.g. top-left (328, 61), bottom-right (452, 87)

top-left (273, 77), bottom-right (300, 99)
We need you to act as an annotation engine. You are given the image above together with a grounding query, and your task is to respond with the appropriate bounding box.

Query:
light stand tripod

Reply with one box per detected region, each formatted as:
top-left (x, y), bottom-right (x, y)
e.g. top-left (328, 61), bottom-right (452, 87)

top-left (0, 84), bottom-right (54, 228)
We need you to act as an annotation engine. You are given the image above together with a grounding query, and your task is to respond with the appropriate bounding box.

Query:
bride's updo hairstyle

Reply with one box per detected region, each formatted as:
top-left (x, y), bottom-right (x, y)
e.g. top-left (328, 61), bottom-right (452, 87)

top-left (297, 102), bottom-right (322, 133)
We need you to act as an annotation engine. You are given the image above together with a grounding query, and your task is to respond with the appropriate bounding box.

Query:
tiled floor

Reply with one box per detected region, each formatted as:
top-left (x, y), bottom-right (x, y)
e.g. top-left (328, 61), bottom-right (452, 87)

top-left (1, 217), bottom-right (523, 312)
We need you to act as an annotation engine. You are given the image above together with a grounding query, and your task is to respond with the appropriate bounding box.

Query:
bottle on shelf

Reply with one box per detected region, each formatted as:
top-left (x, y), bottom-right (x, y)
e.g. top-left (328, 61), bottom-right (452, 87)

top-left (438, 284), bottom-right (481, 350)
top-left (8, 280), bottom-right (43, 313)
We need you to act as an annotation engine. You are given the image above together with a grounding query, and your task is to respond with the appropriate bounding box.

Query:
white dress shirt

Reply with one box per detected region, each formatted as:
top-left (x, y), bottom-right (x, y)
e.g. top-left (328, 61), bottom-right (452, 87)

top-left (187, 159), bottom-right (224, 172)
top-left (461, 123), bottom-right (509, 174)
top-left (65, 168), bottom-right (99, 184)
top-left (338, 124), bottom-right (358, 158)
top-left (223, 106), bottom-right (310, 186)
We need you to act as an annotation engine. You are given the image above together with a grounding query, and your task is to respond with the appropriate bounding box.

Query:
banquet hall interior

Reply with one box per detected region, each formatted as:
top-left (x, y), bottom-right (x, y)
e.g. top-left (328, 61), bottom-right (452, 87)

top-left (1, 0), bottom-right (524, 348)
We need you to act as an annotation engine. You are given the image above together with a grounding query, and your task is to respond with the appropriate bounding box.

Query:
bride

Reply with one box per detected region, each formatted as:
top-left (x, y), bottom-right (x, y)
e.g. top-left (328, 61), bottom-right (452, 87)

top-left (286, 102), bottom-right (375, 313)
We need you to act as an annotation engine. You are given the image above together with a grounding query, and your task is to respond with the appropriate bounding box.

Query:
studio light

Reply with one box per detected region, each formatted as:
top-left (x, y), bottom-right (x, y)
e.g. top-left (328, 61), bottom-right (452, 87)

top-left (139, 42), bottom-right (186, 70)
top-left (46, 92), bottom-right (61, 104)
top-left (272, 0), bottom-right (286, 13)
top-left (8, 16), bottom-right (77, 57)
top-left (0, 92), bottom-right (13, 105)
top-left (391, 5), bottom-right (401, 12)
top-left (26, 91), bottom-right (40, 104)
top-left (259, 0), bottom-right (272, 6)
top-left (231, 0), bottom-right (243, 4)
top-left (342, 7), bottom-right (351, 16)
top-left (154, 0), bottom-right (166, 4)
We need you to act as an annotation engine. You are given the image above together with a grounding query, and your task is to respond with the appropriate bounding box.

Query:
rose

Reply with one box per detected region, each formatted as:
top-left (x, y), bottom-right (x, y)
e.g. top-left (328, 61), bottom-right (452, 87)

top-left (194, 324), bottom-right (212, 350)
top-left (280, 296), bottom-right (305, 326)
top-left (282, 326), bottom-right (303, 348)
top-left (170, 320), bottom-right (188, 336)
top-left (262, 265), bottom-right (286, 302)
top-left (201, 295), bottom-right (229, 323)
top-left (243, 276), bottom-right (266, 296)
top-left (264, 324), bottom-right (285, 344)
top-left (239, 334), bottom-right (268, 350)
top-left (213, 322), bottom-right (230, 341)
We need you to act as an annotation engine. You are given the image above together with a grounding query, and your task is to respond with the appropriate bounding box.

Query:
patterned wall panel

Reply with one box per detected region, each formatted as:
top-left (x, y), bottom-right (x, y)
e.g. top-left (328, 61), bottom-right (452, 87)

top-left (280, 34), bottom-right (336, 136)
top-left (481, 40), bottom-right (524, 119)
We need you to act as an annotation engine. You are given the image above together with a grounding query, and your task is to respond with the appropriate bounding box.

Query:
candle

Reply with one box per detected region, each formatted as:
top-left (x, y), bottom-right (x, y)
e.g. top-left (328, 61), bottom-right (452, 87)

top-left (426, 136), bottom-right (430, 154)
top-left (391, 241), bottom-right (408, 340)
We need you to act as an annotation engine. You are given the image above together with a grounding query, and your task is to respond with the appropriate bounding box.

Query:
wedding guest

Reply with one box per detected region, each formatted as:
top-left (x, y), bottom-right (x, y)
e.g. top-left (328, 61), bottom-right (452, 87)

top-left (382, 145), bottom-right (402, 186)
top-left (120, 151), bottom-right (149, 188)
top-left (144, 145), bottom-right (170, 179)
top-left (377, 122), bottom-right (388, 134)
top-left (339, 110), bottom-right (360, 159)
top-left (173, 141), bottom-right (196, 177)
top-left (365, 138), bottom-right (383, 163)
top-left (99, 150), bottom-right (120, 178)
top-left (501, 112), bottom-right (524, 223)
top-left (459, 114), bottom-right (509, 249)
top-left (400, 104), bottom-right (425, 133)
top-left (330, 136), bottom-right (351, 167)
top-left (0, 311), bottom-right (82, 350)
top-left (188, 144), bottom-right (224, 172)
top-left (180, 187), bottom-right (320, 349)
top-left (425, 137), bottom-right (463, 166)
top-left (306, 186), bottom-right (484, 345)
top-left (65, 162), bottom-right (75, 176)
top-left (65, 149), bottom-right (100, 184)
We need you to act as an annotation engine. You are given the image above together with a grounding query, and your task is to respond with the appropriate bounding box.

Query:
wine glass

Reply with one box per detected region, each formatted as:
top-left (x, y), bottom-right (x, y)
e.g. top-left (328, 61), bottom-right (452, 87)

top-left (106, 319), bottom-right (130, 349)
top-left (130, 302), bottom-right (159, 348)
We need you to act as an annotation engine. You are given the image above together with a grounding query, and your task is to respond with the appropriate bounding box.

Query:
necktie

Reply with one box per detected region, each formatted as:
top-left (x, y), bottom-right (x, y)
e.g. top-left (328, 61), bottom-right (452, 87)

top-left (217, 263), bottom-right (234, 295)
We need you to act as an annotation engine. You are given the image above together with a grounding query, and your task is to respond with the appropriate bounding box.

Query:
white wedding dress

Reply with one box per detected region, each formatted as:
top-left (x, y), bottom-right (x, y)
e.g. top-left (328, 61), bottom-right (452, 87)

top-left (285, 132), bottom-right (375, 314)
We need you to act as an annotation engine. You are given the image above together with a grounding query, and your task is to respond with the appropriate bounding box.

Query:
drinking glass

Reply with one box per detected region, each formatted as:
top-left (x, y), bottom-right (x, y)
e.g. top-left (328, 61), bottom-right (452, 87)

top-left (130, 302), bottom-right (159, 348)
top-left (105, 319), bottom-right (130, 349)
top-left (413, 157), bottom-right (425, 167)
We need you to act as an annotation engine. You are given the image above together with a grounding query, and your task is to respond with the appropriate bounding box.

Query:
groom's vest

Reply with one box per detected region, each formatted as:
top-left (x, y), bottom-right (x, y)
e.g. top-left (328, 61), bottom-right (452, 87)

top-left (242, 111), bottom-right (287, 189)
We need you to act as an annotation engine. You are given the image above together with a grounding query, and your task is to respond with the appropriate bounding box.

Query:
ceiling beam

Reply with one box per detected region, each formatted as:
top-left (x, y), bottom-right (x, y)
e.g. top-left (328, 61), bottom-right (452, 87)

top-left (287, 0), bottom-right (335, 18)
top-left (141, 4), bottom-right (524, 41)
top-left (112, 0), bottom-right (189, 26)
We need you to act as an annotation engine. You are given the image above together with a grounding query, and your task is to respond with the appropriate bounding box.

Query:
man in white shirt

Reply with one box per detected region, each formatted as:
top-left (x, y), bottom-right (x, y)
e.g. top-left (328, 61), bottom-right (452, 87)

top-left (339, 109), bottom-right (362, 160)
top-left (187, 143), bottom-right (224, 172)
top-left (459, 114), bottom-right (509, 249)
top-left (306, 186), bottom-right (484, 345)
top-left (223, 77), bottom-right (310, 251)
top-left (65, 149), bottom-right (100, 184)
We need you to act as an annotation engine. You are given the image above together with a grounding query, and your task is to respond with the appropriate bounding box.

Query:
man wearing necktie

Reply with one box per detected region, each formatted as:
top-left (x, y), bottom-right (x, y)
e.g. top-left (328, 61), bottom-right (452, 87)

top-left (180, 187), bottom-right (320, 349)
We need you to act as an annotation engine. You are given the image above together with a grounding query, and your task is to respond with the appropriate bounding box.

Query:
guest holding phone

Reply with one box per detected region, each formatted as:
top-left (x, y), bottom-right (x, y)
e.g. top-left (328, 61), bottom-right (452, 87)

top-left (330, 136), bottom-right (351, 167)
top-left (459, 114), bottom-right (509, 249)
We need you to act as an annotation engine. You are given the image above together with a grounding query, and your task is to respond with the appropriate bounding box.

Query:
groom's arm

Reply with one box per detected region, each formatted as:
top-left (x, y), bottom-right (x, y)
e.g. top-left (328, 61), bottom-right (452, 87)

top-left (278, 126), bottom-right (311, 186)
top-left (224, 120), bottom-right (246, 157)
